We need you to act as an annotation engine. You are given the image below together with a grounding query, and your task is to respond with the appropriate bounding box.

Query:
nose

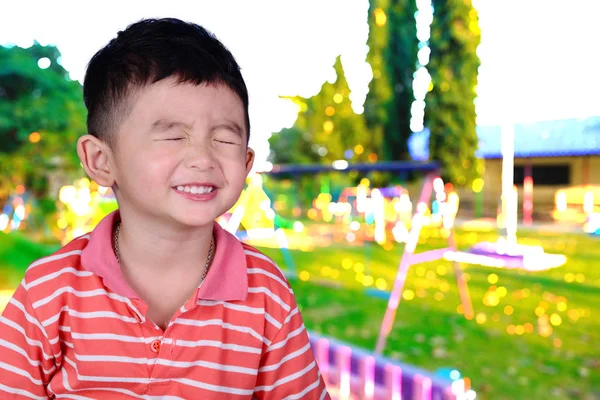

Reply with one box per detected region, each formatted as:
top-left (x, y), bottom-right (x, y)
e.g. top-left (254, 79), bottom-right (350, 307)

top-left (184, 142), bottom-right (216, 171)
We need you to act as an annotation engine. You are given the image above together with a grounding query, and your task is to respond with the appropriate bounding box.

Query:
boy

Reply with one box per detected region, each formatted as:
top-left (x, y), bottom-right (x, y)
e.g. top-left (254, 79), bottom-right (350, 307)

top-left (0, 18), bottom-right (330, 399)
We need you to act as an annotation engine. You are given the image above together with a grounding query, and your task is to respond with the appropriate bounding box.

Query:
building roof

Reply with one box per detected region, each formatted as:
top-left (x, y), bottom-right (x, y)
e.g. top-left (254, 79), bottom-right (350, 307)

top-left (408, 116), bottom-right (600, 160)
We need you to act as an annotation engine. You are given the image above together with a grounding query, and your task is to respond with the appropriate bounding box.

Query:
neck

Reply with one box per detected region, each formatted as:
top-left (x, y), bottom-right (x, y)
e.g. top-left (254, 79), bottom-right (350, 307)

top-left (115, 211), bottom-right (215, 274)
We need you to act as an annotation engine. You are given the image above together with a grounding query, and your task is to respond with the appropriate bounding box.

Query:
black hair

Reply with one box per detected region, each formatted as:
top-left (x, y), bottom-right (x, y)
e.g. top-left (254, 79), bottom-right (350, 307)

top-left (83, 17), bottom-right (250, 147)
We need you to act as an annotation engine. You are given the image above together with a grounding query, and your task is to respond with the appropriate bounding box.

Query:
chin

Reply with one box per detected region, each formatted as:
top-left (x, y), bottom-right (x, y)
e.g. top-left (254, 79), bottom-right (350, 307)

top-left (172, 218), bottom-right (216, 230)
top-left (169, 209), bottom-right (225, 228)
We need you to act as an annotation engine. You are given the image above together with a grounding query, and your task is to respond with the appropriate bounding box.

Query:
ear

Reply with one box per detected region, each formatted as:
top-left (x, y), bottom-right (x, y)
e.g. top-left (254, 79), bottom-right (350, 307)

top-left (76, 134), bottom-right (115, 188)
top-left (245, 147), bottom-right (255, 175)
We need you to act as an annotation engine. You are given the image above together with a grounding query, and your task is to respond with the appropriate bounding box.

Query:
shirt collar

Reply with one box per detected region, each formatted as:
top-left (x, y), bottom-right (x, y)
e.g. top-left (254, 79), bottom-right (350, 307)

top-left (80, 210), bottom-right (248, 301)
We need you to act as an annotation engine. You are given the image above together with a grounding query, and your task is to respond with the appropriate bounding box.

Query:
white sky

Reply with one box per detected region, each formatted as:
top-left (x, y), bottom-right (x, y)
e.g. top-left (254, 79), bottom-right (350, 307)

top-left (1, 0), bottom-right (599, 169)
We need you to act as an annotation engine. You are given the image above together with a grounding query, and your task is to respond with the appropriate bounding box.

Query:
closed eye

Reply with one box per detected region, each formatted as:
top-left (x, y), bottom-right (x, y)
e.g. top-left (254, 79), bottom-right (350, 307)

top-left (216, 140), bottom-right (239, 145)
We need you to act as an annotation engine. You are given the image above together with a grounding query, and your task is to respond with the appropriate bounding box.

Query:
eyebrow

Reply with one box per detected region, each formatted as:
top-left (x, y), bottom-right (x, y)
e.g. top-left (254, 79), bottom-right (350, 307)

top-left (150, 119), bottom-right (192, 132)
top-left (212, 121), bottom-right (246, 139)
top-left (150, 118), bottom-right (246, 139)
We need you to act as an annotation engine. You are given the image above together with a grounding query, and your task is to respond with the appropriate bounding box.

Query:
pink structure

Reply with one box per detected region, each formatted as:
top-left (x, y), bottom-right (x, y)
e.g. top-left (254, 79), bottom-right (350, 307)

top-left (523, 165), bottom-right (534, 226)
top-left (309, 332), bottom-right (463, 400)
top-left (375, 173), bottom-right (474, 355)
top-left (374, 170), bottom-right (566, 358)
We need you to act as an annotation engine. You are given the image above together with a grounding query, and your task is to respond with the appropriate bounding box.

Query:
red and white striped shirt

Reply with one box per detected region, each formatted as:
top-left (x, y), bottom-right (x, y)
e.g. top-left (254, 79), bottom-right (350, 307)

top-left (0, 211), bottom-right (330, 399)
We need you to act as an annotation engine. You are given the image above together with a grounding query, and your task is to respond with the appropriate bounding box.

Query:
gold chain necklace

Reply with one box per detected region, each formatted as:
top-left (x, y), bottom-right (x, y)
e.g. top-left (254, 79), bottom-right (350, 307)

top-left (113, 222), bottom-right (214, 283)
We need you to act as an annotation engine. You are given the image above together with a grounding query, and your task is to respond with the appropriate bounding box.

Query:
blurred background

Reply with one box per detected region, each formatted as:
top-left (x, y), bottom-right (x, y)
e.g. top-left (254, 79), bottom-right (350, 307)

top-left (1, 1), bottom-right (599, 399)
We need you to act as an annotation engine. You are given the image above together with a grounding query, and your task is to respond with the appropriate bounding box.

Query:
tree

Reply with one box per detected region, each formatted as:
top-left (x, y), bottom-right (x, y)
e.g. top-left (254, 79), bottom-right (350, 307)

top-left (364, 0), bottom-right (418, 162)
top-left (269, 55), bottom-right (377, 165)
top-left (425, 0), bottom-right (481, 186)
top-left (0, 43), bottom-right (87, 197)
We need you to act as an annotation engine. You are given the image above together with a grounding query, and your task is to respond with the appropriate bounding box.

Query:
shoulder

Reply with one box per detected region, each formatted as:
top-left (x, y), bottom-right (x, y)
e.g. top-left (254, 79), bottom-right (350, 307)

top-left (242, 243), bottom-right (292, 288)
top-left (23, 234), bottom-right (91, 288)
top-left (241, 243), bottom-right (298, 311)
top-left (20, 234), bottom-right (94, 315)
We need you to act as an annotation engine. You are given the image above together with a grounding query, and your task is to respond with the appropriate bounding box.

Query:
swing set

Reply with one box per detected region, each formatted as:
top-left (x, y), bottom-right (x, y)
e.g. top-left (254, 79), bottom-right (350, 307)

top-left (231, 161), bottom-right (476, 356)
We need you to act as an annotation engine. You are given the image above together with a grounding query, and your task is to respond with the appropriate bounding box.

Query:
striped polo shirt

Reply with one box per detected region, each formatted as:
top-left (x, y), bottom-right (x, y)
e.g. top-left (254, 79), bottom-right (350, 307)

top-left (0, 211), bottom-right (330, 399)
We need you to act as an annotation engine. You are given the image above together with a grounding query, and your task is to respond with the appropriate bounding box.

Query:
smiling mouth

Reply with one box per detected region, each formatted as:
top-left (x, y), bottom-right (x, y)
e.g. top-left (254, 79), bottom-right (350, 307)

top-left (175, 185), bottom-right (215, 195)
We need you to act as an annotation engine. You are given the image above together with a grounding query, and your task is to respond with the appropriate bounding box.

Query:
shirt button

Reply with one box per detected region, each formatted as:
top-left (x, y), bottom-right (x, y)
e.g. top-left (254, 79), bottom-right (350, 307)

top-left (150, 340), bottom-right (161, 353)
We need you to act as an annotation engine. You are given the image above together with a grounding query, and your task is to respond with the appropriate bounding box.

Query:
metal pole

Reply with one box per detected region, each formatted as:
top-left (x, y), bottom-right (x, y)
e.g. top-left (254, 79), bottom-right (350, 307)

top-left (500, 123), bottom-right (516, 246)
top-left (375, 173), bottom-right (434, 355)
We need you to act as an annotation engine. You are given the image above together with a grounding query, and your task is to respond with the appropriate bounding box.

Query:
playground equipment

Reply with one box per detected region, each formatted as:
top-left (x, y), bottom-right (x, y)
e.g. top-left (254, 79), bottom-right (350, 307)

top-left (335, 183), bottom-right (413, 245)
top-left (265, 162), bottom-right (453, 245)
top-left (335, 181), bottom-right (452, 247)
top-left (452, 124), bottom-right (567, 272)
top-left (218, 173), bottom-right (300, 275)
top-left (374, 168), bottom-right (473, 355)
top-left (221, 173), bottom-right (276, 238)
top-left (308, 332), bottom-right (470, 400)
top-left (258, 162), bottom-right (474, 361)
top-left (230, 161), bottom-right (476, 398)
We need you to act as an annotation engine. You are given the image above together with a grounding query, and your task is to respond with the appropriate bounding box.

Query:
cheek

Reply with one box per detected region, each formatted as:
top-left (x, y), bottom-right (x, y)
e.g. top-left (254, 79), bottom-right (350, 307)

top-left (125, 152), bottom-right (177, 190)
top-left (224, 160), bottom-right (250, 188)
top-left (212, 142), bottom-right (245, 159)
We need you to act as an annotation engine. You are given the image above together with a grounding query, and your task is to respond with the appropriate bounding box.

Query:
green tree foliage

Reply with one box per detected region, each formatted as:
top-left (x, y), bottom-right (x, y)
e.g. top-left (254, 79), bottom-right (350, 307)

top-left (269, 55), bottom-right (377, 165)
top-left (364, 0), bottom-right (418, 162)
top-left (0, 43), bottom-right (86, 196)
top-left (426, 0), bottom-right (481, 186)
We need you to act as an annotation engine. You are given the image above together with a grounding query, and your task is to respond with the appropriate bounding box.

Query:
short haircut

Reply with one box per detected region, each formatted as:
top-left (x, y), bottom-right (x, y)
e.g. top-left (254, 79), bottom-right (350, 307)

top-left (83, 18), bottom-right (250, 147)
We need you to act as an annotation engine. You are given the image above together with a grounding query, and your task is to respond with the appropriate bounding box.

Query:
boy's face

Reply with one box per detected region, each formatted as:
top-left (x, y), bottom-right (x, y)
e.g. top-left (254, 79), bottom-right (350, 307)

top-left (108, 79), bottom-right (254, 228)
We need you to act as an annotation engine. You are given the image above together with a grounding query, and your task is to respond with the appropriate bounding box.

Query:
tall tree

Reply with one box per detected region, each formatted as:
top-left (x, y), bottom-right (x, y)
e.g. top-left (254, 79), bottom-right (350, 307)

top-left (364, 0), bottom-right (418, 162)
top-left (425, 0), bottom-right (481, 186)
top-left (269, 55), bottom-right (376, 165)
top-left (0, 43), bottom-right (87, 197)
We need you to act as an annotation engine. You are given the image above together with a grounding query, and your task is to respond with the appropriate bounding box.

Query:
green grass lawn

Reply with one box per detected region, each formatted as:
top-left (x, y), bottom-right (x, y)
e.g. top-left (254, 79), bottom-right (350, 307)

top-left (258, 227), bottom-right (600, 400)
top-left (0, 231), bottom-right (60, 288)
top-left (1, 227), bottom-right (598, 399)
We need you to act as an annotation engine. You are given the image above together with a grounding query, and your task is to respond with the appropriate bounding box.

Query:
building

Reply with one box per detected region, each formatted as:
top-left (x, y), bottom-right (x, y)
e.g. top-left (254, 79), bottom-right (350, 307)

top-left (408, 116), bottom-right (600, 220)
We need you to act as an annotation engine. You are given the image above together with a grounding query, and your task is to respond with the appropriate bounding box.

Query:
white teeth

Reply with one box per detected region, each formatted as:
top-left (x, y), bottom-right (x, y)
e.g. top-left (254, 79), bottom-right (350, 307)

top-left (177, 185), bottom-right (215, 194)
